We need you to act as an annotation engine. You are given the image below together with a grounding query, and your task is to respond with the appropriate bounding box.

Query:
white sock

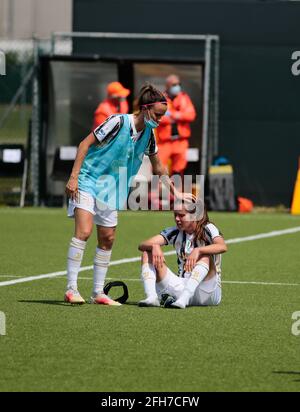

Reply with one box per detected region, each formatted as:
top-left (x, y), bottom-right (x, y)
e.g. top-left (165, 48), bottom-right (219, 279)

top-left (93, 248), bottom-right (112, 295)
top-left (178, 262), bottom-right (209, 306)
top-left (141, 263), bottom-right (157, 298)
top-left (156, 270), bottom-right (171, 290)
top-left (67, 237), bottom-right (86, 290)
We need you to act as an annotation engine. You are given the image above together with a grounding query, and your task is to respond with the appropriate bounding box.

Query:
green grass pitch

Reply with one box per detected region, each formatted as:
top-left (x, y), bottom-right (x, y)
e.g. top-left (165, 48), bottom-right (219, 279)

top-left (0, 208), bottom-right (300, 392)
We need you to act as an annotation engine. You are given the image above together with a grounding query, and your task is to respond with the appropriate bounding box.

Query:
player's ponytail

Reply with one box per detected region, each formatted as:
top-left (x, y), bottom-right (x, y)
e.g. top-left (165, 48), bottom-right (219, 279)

top-left (194, 205), bottom-right (210, 244)
top-left (137, 83), bottom-right (167, 109)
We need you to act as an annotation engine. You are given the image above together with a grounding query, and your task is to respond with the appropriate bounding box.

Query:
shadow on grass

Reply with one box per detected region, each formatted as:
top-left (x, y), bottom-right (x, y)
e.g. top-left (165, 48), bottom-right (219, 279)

top-left (18, 299), bottom-right (140, 307)
top-left (273, 371), bottom-right (300, 383)
top-left (18, 300), bottom-right (79, 307)
top-left (123, 301), bottom-right (139, 306)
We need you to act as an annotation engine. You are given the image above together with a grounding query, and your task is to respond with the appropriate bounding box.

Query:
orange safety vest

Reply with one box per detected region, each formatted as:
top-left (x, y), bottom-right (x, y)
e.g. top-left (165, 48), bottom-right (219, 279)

top-left (156, 92), bottom-right (196, 143)
top-left (93, 99), bottom-right (129, 129)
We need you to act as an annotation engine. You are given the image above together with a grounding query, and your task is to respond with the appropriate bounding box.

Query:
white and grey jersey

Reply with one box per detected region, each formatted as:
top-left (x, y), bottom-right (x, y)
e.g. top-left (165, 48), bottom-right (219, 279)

top-left (93, 114), bottom-right (158, 156)
top-left (160, 223), bottom-right (223, 277)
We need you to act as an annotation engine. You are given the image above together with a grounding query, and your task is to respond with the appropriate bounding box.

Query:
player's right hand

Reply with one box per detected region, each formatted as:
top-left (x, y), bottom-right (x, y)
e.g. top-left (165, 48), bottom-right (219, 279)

top-left (152, 244), bottom-right (165, 269)
top-left (65, 176), bottom-right (78, 201)
top-left (184, 248), bottom-right (200, 273)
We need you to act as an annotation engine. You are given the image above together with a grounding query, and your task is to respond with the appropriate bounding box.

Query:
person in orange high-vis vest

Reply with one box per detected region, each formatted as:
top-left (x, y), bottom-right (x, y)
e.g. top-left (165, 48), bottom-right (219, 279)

top-left (156, 74), bottom-right (196, 176)
top-left (93, 82), bottom-right (130, 129)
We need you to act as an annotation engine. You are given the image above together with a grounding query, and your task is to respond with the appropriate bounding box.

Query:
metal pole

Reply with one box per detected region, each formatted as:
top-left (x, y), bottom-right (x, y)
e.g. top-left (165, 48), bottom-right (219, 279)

top-left (53, 32), bottom-right (219, 42)
top-left (30, 37), bottom-right (40, 206)
top-left (20, 59), bottom-right (26, 125)
top-left (201, 37), bottom-right (212, 176)
top-left (213, 37), bottom-right (220, 157)
top-left (8, 0), bottom-right (14, 38)
top-left (20, 157), bottom-right (28, 208)
top-left (50, 32), bottom-right (55, 55)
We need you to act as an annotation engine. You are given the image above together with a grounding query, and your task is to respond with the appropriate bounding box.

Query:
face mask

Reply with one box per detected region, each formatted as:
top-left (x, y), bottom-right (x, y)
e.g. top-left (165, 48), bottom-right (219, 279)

top-left (169, 84), bottom-right (181, 97)
top-left (144, 114), bottom-right (159, 129)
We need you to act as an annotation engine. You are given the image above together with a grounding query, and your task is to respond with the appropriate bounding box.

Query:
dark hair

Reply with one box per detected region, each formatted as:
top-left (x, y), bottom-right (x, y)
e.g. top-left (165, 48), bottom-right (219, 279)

top-left (137, 83), bottom-right (167, 109)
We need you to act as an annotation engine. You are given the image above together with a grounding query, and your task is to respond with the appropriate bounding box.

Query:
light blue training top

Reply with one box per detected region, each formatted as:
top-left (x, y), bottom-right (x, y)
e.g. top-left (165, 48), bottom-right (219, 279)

top-left (78, 114), bottom-right (155, 210)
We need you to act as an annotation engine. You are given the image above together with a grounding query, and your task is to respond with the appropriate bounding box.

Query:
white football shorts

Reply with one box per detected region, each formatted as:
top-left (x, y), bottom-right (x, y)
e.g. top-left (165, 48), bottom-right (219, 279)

top-left (67, 190), bottom-right (118, 227)
top-left (156, 266), bottom-right (222, 306)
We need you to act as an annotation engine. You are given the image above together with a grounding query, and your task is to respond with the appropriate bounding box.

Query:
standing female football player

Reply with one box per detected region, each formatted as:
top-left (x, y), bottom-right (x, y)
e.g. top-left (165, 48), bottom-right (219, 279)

top-left (65, 84), bottom-right (183, 305)
top-left (138, 200), bottom-right (227, 308)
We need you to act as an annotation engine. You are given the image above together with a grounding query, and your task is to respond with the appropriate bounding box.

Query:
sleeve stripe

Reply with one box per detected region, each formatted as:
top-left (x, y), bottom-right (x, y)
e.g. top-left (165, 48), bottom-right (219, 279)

top-left (204, 224), bottom-right (222, 243)
top-left (173, 231), bottom-right (179, 246)
top-left (145, 131), bottom-right (158, 156)
top-left (160, 233), bottom-right (170, 245)
top-left (160, 227), bottom-right (179, 245)
top-left (165, 228), bottom-right (179, 241)
top-left (94, 115), bottom-right (123, 145)
top-left (94, 115), bottom-right (114, 134)
top-left (204, 228), bottom-right (213, 244)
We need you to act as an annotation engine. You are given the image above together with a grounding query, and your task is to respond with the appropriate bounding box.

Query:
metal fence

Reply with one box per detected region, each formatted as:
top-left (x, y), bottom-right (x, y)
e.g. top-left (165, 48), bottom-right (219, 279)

top-left (0, 40), bottom-right (32, 205)
top-left (0, 40), bottom-right (34, 143)
top-left (0, 33), bottom-right (219, 206)
top-left (30, 32), bottom-right (220, 206)
top-left (0, 38), bottom-right (69, 139)
top-left (0, 38), bottom-right (70, 205)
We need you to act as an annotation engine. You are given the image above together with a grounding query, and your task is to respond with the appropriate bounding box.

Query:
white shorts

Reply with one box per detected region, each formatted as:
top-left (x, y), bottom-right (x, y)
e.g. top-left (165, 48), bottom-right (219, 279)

top-left (156, 267), bottom-right (222, 307)
top-left (67, 190), bottom-right (118, 227)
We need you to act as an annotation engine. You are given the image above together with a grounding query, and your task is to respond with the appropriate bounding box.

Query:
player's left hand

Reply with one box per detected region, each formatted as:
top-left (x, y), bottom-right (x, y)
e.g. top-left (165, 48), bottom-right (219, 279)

top-left (184, 248), bottom-right (200, 273)
top-left (65, 175), bottom-right (79, 201)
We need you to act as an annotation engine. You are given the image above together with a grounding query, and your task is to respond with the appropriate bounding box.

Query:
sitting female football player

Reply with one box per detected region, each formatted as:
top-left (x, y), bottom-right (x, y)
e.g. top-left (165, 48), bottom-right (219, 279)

top-left (138, 199), bottom-right (227, 309)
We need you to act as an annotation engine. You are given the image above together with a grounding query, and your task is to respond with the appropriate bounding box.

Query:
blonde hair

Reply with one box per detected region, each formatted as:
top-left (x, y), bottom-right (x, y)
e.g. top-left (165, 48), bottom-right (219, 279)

top-left (178, 195), bottom-right (211, 243)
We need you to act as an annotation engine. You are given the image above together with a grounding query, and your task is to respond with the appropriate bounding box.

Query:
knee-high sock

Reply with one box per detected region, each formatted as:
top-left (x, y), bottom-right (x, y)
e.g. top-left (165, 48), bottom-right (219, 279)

top-left (178, 262), bottom-right (209, 306)
top-left (93, 248), bottom-right (112, 294)
top-left (67, 237), bottom-right (87, 290)
top-left (141, 263), bottom-right (157, 298)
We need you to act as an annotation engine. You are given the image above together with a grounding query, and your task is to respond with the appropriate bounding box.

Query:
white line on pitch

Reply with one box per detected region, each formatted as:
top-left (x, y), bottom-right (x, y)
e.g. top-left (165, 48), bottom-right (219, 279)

top-left (0, 226), bottom-right (300, 288)
top-left (222, 280), bottom-right (300, 286)
top-left (225, 226), bottom-right (300, 244)
top-left (76, 277), bottom-right (300, 287)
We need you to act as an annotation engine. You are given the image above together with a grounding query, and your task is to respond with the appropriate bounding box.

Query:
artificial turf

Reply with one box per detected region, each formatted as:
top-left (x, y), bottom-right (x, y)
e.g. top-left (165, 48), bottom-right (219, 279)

top-left (0, 208), bottom-right (300, 391)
